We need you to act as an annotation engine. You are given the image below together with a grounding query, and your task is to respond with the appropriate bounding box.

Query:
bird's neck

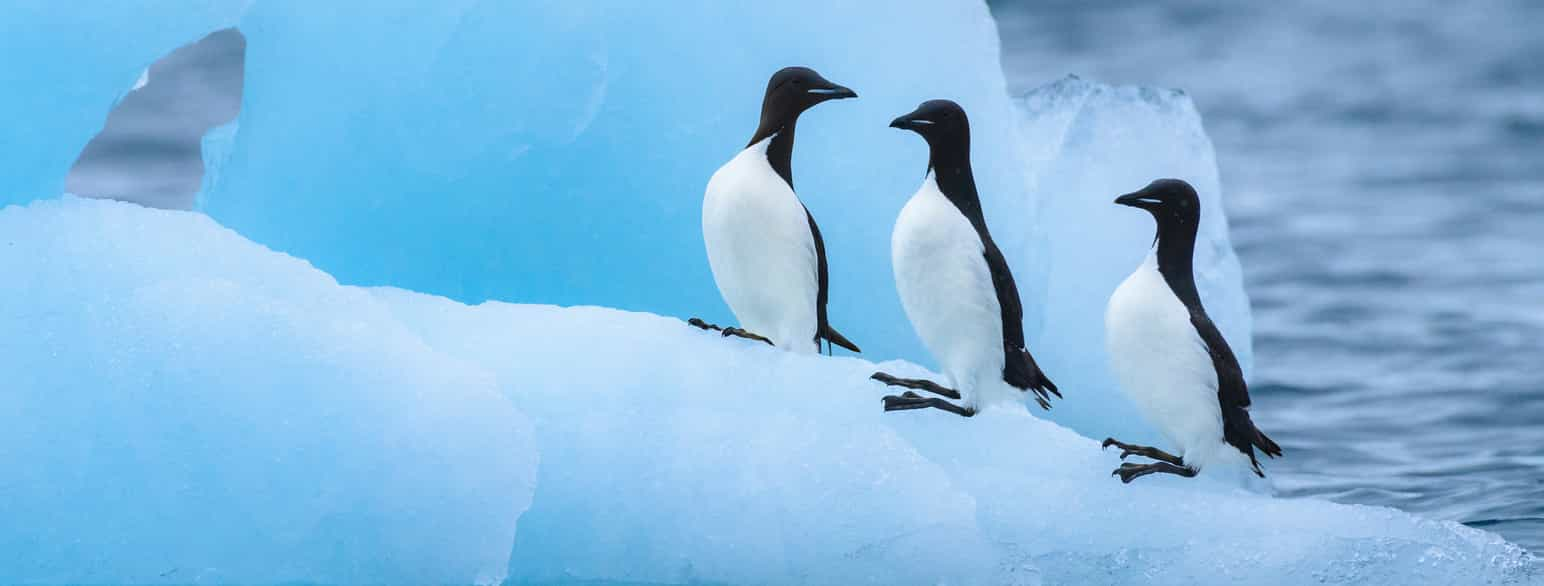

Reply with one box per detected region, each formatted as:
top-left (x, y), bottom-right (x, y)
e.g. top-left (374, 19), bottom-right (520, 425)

top-left (749, 118), bottom-right (797, 189)
top-left (928, 149), bottom-right (986, 230)
top-left (1153, 223), bottom-right (1202, 310)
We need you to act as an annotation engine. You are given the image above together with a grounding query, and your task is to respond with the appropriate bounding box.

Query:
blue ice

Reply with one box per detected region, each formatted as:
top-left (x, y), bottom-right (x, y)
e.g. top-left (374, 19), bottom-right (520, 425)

top-left (0, 0), bottom-right (1537, 584)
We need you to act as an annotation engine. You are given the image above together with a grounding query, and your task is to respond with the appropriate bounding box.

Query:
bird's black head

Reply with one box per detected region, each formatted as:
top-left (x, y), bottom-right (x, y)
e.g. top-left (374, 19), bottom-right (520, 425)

top-left (752, 67), bottom-right (855, 140)
top-left (890, 99), bottom-right (970, 149)
top-left (891, 99), bottom-right (972, 177)
top-left (1117, 179), bottom-right (1204, 298)
top-left (1115, 178), bottom-right (1200, 232)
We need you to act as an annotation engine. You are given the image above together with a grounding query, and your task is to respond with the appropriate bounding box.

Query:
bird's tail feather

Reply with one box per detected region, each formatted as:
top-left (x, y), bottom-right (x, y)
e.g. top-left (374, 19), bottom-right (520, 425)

top-left (820, 324), bottom-right (861, 353)
top-left (1245, 425), bottom-right (1283, 478)
top-left (1004, 348), bottom-right (1059, 408)
top-left (1254, 428), bottom-right (1283, 459)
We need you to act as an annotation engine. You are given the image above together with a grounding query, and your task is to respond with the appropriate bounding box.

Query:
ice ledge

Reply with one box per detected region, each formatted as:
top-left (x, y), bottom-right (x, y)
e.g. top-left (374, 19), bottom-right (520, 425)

top-left (1, 197), bottom-right (1534, 584)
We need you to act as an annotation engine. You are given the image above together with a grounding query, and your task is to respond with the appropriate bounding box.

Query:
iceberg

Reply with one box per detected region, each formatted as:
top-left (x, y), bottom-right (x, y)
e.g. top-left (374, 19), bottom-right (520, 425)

top-left (0, 197), bottom-right (1536, 584)
top-left (3, 0), bottom-right (1539, 583)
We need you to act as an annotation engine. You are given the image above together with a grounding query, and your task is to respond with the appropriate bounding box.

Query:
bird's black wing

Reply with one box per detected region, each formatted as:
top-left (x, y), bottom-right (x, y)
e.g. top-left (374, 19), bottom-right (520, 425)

top-left (803, 206), bottom-right (859, 353)
top-left (982, 238), bottom-right (1057, 403)
top-left (1191, 311), bottom-right (1282, 476)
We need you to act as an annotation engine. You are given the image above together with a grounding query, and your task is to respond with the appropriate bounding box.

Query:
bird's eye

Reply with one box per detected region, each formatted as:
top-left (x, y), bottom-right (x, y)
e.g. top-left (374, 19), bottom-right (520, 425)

top-left (793, 78), bottom-right (803, 85)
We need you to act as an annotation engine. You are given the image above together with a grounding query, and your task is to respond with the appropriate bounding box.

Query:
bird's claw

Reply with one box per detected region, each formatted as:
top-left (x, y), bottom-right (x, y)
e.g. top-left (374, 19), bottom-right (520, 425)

top-left (1101, 438), bottom-right (1138, 460)
top-left (721, 327), bottom-right (774, 346)
top-left (1113, 463), bottom-right (1146, 484)
top-left (880, 391), bottom-right (919, 411)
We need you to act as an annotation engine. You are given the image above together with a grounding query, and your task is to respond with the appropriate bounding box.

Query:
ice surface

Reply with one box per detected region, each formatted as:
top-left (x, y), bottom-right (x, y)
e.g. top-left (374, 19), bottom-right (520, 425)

top-left (1012, 76), bottom-right (1254, 441)
top-left (0, 198), bottom-right (536, 584)
top-left (4, 198), bottom-right (1535, 584)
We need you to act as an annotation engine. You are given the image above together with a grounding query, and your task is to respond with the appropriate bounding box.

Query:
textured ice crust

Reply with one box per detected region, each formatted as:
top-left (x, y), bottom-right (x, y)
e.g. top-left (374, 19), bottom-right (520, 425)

top-left (1, 198), bottom-right (1535, 585)
top-left (0, 199), bottom-right (536, 585)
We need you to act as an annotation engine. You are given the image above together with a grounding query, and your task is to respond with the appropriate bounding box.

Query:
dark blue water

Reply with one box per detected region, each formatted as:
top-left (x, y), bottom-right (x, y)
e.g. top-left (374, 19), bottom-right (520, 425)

top-left (65, 29), bottom-right (243, 210)
top-left (994, 0), bottom-right (1544, 552)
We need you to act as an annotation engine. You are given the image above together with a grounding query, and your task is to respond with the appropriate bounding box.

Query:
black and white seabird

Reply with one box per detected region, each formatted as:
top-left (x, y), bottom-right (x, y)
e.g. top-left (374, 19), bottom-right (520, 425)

top-left (872, 100), bottom-right (1059, 417)
top-left (1103, 178), bottom-right (1282, 483)
top-left (690, 66), bottom-right (861, 355)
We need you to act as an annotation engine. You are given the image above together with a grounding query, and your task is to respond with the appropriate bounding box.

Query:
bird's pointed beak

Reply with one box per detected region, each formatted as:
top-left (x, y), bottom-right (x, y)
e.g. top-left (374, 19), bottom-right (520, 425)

top-left (889, 110), bottom-right (932, 131)
top-left (807, 84), bottom-right (857, 100)
top-left (1115, 191), bottom-right (1161, 208)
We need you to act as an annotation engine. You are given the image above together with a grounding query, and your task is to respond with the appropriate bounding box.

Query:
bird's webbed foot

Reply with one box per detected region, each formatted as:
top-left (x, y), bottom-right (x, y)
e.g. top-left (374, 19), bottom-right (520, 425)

top-left (688, 319), bottom-right (774, 346)
top-left (687, 317), bottom-right (722, 332)
top-left (1100, 437), bottom-right (1184, 465)
top-left (720, 326), bottom-right (775, 346)
top-left (881, 391), bottom-right (975, 418)
top-left (1111, 461), bottom-right (1197, 484)
top-left (869, 372), bottom-right (961, 400)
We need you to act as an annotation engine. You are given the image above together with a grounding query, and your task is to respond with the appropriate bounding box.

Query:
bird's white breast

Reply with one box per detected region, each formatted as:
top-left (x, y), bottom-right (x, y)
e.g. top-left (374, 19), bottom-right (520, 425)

top-left (701, 138), bottom-right (819, 353)
top-left (1105, 254), bottom-right (1226, 466)
top-left (891, 174), bottom-right (1005, 407)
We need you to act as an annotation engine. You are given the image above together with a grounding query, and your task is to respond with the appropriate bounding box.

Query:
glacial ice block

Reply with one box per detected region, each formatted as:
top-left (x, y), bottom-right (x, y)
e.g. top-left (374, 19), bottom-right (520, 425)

top-left (0, 198), bottom-right (536, 585)
top-left (0, 198), bottom-right (1536, 585)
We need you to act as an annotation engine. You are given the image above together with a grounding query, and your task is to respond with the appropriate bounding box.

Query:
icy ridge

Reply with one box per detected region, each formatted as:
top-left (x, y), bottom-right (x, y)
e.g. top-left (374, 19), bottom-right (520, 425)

top-left (0, 197), bottom-right (1535, 585)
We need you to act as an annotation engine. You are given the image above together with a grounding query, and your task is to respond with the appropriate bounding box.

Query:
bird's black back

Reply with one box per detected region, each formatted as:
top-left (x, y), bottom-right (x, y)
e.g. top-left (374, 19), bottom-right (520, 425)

top-left (1147, 182), bottom-right (1281, 475)
top-left (743, 67), bottom-right (859, 353)
top-left (915, 102), bottom-right (1057, 398)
